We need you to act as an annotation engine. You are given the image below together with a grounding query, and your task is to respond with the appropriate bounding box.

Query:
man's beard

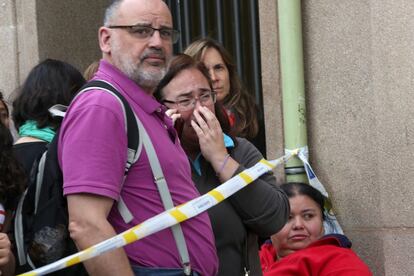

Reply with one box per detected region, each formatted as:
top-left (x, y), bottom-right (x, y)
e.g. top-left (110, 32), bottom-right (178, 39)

top-left (134, 63), bottom-right (166, 91)
top-left (112, 43), bottom-right (167, 92)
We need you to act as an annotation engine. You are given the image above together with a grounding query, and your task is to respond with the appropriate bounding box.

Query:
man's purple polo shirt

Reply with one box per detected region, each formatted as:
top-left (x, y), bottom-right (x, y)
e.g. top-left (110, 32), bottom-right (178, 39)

top-left (58, 60), bottom-right (218, 275)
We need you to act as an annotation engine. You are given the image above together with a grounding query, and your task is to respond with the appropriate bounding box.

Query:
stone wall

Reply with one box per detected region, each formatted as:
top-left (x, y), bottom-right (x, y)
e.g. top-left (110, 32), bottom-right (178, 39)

top-left (0, 0), bottom-right (38, 99)
top-left (260, 0), bottom-right (414, 275)
top-left (0, 0), bottom-right (107, 100)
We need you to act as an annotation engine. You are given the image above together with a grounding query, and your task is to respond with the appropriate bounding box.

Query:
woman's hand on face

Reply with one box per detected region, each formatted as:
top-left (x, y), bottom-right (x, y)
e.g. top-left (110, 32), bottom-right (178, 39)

top-left (165, 108), bottom-right (181, 125)
top-left (191, 106), bottom-right (240, 181)
top-left (190, 106), bottom-right (228, 163)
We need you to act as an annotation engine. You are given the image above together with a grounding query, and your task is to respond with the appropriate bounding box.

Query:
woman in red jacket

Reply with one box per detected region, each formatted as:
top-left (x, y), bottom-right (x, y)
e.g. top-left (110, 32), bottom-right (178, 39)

top-left (260, 182), bottom-right (372, 276)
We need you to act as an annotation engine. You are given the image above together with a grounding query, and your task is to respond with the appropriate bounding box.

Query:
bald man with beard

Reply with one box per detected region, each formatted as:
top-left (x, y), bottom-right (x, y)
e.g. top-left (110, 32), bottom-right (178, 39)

top-left (58, 1), bottom-right (218, 275)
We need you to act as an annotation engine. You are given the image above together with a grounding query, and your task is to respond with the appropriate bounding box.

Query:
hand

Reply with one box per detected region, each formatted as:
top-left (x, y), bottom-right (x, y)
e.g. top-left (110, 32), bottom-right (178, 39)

top-left (0, 233), bottom-right (11, 267)
top-left (165, 108), bottom-right (181, 125)
top-left (190, 106), bottom-right (228, 164)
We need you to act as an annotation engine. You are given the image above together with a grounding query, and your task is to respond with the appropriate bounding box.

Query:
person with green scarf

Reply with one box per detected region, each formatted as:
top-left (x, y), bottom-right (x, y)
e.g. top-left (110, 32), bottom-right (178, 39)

top-left (12, 59), bottom-right (85, 176)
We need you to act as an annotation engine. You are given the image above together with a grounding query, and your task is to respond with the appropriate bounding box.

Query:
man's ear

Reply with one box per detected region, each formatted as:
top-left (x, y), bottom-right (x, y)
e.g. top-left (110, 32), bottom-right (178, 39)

top-left (99, 27), bottom-right (111, 54)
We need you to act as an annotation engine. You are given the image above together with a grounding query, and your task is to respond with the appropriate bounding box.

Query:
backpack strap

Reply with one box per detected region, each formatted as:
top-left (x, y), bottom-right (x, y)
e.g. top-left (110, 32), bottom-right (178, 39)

top-left (34, 152), bottom-right (47, 214)
top-left (15, 188), bottom-right (28, 265)
top-left (73, 80), bottom-right (141, 223)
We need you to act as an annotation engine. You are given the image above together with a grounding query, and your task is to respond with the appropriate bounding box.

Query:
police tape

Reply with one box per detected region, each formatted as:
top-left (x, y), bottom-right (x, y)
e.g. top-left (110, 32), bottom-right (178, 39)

top-left (18, 150), bottom-right (296, 276)
top-left (296, 146), bottom-right (343, 234)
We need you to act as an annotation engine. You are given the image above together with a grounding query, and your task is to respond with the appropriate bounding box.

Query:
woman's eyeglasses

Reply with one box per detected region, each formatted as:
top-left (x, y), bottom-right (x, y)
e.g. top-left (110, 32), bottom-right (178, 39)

top-left (163, 91), bottom-right (217, 111)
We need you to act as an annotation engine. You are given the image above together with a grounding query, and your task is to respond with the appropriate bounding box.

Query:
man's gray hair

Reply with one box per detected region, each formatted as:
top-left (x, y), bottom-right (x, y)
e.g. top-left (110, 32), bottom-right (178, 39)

top-left (103, 0), bottom-right (123, 26)
top-left (104, 0), bottom-right (169, 25)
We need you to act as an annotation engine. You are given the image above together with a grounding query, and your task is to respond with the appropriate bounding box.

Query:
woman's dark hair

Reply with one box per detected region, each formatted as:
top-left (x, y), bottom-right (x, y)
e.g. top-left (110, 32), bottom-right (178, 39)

top-left (155, 53), bottom-right (231, 135)
top-left (280, 182), bottom-right (326, 221)
top-left (0, 91), bottom-right (9, 116)
top-left (0, 123), bottom-right (25, 208)
top-left (12, 59), bottom-right (86, 130)
top-left (185, 38), bottom-right (259, 139)
top-left (0, 91), bottom-right (10, 127)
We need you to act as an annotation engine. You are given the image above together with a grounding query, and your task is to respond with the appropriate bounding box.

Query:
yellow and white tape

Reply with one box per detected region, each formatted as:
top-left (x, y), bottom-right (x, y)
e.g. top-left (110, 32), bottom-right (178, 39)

top-left (296, 146), bottom-right (343, 234)
top-left (18, 151), bottom-right (296, 276)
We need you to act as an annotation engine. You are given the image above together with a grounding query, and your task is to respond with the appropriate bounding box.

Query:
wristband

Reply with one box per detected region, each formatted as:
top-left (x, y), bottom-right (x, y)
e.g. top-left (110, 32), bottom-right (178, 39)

top-left (216, 154), bottom-right (231, 177)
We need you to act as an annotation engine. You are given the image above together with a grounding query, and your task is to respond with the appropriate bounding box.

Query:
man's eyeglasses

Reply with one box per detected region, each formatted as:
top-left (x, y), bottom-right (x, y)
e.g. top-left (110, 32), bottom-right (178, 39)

top-left (107, 24), bottom-right (180, 43)
top-left (163, 91), bottom-right (217, 111)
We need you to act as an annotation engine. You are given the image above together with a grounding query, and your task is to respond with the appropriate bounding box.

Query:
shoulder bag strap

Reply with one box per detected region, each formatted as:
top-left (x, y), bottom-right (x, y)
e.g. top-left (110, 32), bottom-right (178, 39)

top-left (71, 80), bottom-right (141, 223)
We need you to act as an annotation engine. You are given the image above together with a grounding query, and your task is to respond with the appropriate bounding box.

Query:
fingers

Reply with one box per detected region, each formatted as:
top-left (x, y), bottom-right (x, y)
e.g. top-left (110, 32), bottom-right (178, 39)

top-left (191, 106), bottom-right (225, 148)
top-left (190, 119), bottom-right (203, 136)
top-left (165, 108), bottom-right (178, 117)
top-left (191, 114), bottom-right (227, 164)
top-left (191, 114), bottom-right (214, 139)
top-left (170, 113), bottom-right (181, 124)
top-left (0, 233), bottom-right (11, 266)
top-left (193, 106), bottom-right (220, 131)
top-left (165, 108), bottom-right (181, 124)
top-left (0, 249), bottom-right (10, 266)
top-left (192, 109), bottom-right (209, 133)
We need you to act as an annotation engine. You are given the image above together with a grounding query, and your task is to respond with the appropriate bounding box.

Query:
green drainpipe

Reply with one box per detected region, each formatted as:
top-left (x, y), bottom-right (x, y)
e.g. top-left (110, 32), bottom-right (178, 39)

top-left (278, 0), bottom-right (308, 183)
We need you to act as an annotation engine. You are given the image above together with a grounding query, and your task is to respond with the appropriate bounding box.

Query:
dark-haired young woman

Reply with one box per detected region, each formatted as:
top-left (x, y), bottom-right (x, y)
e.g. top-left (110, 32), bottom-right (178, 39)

top-left (260, 182), bottom-right (372, 276)
top-left (12, 58), bottom-right (85, 174)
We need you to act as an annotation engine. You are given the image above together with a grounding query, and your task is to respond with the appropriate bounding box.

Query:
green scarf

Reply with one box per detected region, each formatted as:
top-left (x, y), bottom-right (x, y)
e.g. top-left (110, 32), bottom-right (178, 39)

top-left (18, 120), bottom-right (55, 143)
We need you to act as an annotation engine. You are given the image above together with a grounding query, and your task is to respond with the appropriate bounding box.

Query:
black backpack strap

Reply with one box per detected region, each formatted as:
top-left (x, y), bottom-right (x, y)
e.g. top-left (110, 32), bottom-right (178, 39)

top-left (74, 80), bottom-right (142, 223)
top-left (77, 80), bottom-right (141, 169)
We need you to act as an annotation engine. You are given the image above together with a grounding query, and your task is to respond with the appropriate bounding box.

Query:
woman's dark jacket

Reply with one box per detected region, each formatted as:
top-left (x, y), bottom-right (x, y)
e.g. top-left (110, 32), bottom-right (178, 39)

top-left (191, 137), bottom-right (290, 276)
